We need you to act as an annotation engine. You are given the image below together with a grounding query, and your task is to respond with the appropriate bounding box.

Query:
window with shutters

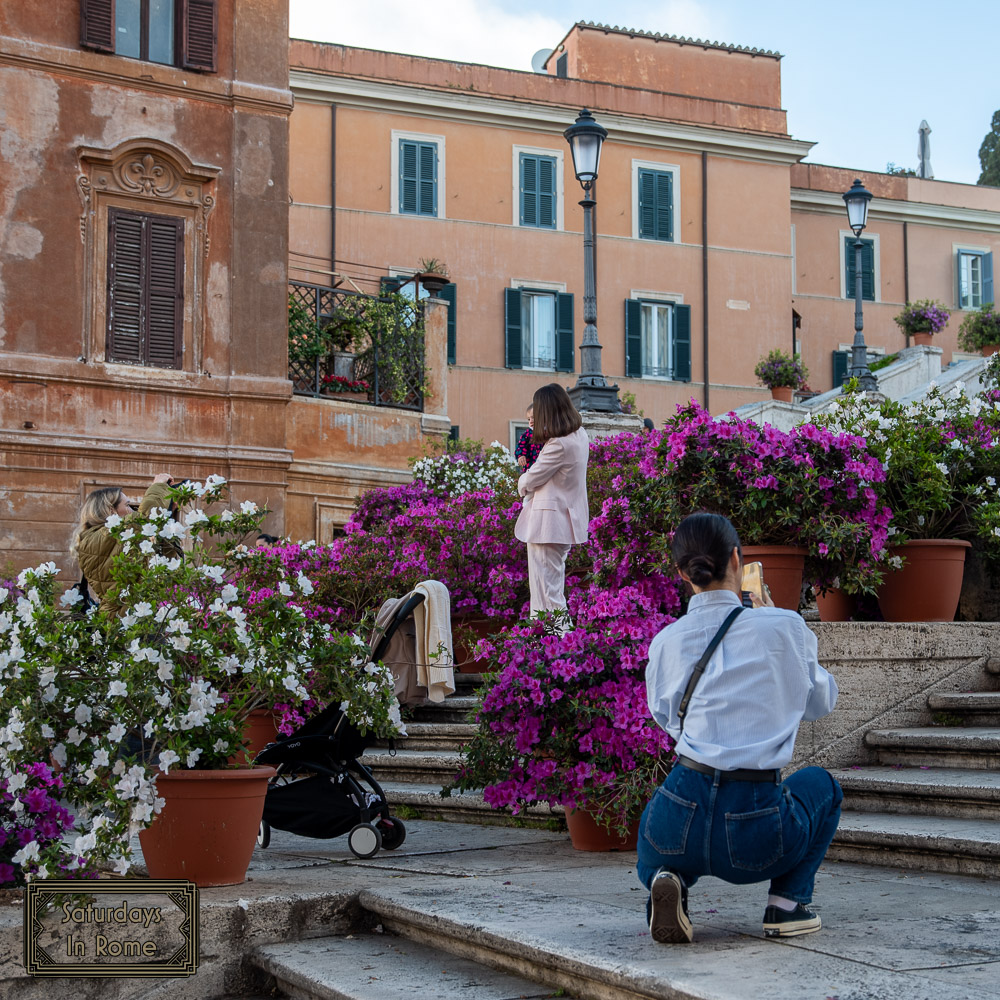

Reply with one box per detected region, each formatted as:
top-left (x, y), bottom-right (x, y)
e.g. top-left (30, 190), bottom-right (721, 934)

top-left (956, 247), bottom-right (994, 310)
top-left (504, 285), bottom-right (574, 372)
top-left (841, 233), bottom-right (878, 302)
top-left (107, 208), bottom-right (184, 368)
top-left (78, 139), bottom-right (217, 371)
top-left (624, 297), bottom-right (691, 381)
top-left (79, 0), bottom-right (217, 72)
top-left (391, 131), bottom-right (445, 219)
top-left (511, 146), bottom-right (563, 230)
top-left (631, 160), bottom-right (679, 242)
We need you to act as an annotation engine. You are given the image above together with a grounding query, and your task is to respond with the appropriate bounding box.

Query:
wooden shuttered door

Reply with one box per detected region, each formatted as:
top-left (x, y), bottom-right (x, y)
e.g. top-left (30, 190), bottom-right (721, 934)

top-left (178, 0), bottom-right (218, 72)
top-left (107, 208), bottom-right (184, 369)
top-left (80, 0), bottom-right (115, 52)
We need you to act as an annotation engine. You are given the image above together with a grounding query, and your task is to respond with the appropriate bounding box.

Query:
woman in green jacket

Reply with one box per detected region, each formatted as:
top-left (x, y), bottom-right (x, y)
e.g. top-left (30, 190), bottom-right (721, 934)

top-left (72, 473), bottom-right (173, 610)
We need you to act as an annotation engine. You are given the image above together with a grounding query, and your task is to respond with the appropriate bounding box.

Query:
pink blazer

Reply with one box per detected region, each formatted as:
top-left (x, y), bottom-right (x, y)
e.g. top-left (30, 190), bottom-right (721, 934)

top-left (514, 426), bottom-right (590, 545)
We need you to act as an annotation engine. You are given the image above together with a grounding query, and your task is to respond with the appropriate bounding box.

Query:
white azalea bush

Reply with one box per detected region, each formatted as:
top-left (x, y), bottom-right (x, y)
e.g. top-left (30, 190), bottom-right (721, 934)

top-left (410, 441), bottom-right (518, 497)
top-left (0, 477), bottom-right (400, 885)
top-left (818, 381), bottom-right (1000, 569)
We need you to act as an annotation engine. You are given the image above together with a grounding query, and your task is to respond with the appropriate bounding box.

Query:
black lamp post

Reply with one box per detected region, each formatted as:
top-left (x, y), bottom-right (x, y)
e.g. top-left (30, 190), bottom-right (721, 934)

top-left (842, 179), bottom-right (878, 392)
top-left (563, 109), bottom-right (620, 412)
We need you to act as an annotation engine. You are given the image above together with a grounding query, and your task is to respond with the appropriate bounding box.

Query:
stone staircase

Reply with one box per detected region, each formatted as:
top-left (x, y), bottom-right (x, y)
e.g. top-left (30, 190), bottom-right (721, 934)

top-left (364, 662), bottom-right (1000, 877)
top-left (828, 656), bottom-right (1000, 876)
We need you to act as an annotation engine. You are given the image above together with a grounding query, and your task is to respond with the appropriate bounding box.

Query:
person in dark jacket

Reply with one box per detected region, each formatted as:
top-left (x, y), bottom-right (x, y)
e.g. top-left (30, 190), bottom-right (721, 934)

top-left (72, 473), bottom-right (173, 611)
top-left (515, 404), bottom-right (542, 470)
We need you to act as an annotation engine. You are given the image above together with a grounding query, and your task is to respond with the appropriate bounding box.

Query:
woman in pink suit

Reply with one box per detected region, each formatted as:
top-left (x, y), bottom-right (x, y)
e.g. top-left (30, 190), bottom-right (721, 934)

top-left (514, 384), bottom-right (590, 621)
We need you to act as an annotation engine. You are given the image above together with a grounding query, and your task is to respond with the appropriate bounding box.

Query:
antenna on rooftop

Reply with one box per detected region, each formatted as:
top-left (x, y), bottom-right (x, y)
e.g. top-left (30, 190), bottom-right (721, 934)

top-left (531, 48), bottom-right (554, 73)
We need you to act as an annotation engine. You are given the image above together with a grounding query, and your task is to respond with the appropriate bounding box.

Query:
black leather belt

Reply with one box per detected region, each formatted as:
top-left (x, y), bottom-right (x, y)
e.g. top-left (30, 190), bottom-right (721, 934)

top-left (677, 755), bottom-right (781, 783)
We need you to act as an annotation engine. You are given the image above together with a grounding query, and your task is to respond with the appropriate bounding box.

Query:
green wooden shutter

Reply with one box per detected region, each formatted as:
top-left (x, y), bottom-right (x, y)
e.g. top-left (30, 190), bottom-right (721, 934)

top-left (400, 141), bottom-right (418, 214)
top-left (984, 252), bottom-right (994, 305)
top-left (107, 210), bottom-right (144, 364)
top-left (504, 288), bottom-right (522, 369)
top-left (380, 275), bottom-right (405, 294)
top-left (555, 292), bottom-right (574, 372)
top-left (418, 142), bottom-right (437, 217)
top-left (80, 0), bottom-right (115, 52)
top-left (538, 156), bottom-right (555, 228)
top-left (520, 154), bottom-right (537, 226)
top-left (672, 304), bottom-right (691, 381)
top-left (146, 215), bottom-right (184, 369)
top-left (832, 350), bottom-right (850, 387)
top-left (844, 237), bottom-right (874, 302)
top-left (638, 170), bottom-right (655, 240)
top-left (655, 171), bottom-right (673, 241)
top-left (439, 282), bottom-right (456, 364)
top-left (625, 298), bottom-right (642, 377)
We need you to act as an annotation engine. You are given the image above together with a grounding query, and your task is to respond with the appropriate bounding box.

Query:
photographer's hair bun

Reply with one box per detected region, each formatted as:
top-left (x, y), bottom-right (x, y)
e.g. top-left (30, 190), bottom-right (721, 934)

top-left (672, 513), bottom-right (742, 587)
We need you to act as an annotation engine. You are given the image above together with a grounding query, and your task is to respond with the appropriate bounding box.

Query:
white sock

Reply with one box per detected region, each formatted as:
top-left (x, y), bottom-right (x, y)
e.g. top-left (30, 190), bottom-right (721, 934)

top-left (767, 895), bottom-right (798, 911)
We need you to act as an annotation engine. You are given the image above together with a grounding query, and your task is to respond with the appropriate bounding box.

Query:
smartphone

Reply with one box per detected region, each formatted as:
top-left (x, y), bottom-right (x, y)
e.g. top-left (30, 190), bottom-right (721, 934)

top-left (741, 561), bottom-right (765, 606)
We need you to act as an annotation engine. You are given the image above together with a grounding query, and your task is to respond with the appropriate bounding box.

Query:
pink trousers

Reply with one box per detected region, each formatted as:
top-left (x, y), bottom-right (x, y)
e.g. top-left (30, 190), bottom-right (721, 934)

top-left (527, 542), bottom-right (572, 619)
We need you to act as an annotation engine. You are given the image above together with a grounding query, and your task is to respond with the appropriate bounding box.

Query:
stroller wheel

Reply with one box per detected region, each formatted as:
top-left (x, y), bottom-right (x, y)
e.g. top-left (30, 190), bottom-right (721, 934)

top-left (378, 816), bottom-right (406, 850)
top-left (348, 822), bottom-right (382, 859)
top-left (257, 820), bottom-right (270, 849)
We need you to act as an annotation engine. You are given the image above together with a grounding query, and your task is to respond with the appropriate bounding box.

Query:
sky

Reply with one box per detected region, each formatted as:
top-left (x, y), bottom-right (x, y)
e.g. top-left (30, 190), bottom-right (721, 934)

top-left (289, 0), bottom-right (999, 186)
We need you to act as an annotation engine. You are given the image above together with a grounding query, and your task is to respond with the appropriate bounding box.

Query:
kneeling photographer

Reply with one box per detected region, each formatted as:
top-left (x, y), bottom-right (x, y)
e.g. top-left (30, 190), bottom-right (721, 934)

top-left (639, 512), bottom-right (841, 944)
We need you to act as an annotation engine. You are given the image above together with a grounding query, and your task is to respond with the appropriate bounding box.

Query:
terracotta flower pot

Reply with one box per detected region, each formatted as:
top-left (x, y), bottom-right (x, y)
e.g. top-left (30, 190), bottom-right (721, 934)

top-left (452, 616), bottom-right (499, 673)
top-left (417, 271), bottom-right (449, 295)
top-left (912, 332), bottom-right (933, 346)
top-left (769, 386), bottom-right (794, 403)
top-left (878, 539), bottom-right (971, 622)
top-left (741, 545), bottom-right (807, 612)
top-left (565, 807), bottom-right (639, 852)
top-left (981, 344), bottom-right (1000, 357)
top-left (240, 709), bottom-right (280, 763)
top-left (139, 765), bottom-right (275, 887)
top-left (815, 588), bottom-right (855, 622)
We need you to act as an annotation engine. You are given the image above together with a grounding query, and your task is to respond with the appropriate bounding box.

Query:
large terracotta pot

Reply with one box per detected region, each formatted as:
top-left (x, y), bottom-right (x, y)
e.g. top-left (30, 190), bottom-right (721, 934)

top-left (912, 332), bottom-right (933, 346)
top-left (878, 539), bottom-right (971, 622)
top-left (770, 386), bottom-right (794, 403)
top-left (139, 765), bottom-right (275, 887)
top-left (741, 545), bottom-right (807, 612)
top-left (815, 588), bottom-right (855, 622)
top-left (981, 344), bottom-right (1000, 357)
top-left (452, 616), bottom-right (499, 673)
top-left (565, 807), bottom-right (639, 852)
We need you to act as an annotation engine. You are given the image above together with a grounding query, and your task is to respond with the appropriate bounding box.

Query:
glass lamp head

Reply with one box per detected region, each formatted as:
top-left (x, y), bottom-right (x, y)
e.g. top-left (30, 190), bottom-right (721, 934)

top-left (564, 108), bottom-right (608, 186)
top-left (843, 178), bottom-right (873, 235)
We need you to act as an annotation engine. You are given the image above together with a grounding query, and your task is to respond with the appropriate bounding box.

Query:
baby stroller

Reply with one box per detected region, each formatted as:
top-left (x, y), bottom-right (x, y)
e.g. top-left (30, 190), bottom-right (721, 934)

top-left (253, 591), bottom-right (425, 859)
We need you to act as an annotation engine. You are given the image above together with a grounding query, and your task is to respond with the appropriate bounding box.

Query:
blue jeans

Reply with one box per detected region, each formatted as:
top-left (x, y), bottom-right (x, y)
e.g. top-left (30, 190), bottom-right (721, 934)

top-left (636, 763), bottom-right (842, 905)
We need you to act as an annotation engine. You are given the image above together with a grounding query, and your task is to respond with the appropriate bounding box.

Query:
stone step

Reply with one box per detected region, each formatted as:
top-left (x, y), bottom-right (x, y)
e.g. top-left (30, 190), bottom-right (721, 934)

top-left (828, 810), bottom-right (1000, 878)
top-left (361, 748), bottom-right (465, 785)
top-left (375, 722), bottom-right (478, 751)
top-left (380, 780), bottom-right (563, 829)
top-left (927, 691), bottom-right (1000, 724)
top-left (836, 765), bottom-right (1000, 820)
top-left (864, 726), bottom-right (1000, 769)
top-left (252, 933), bottom-right (555, 1000)
top-left (411, 696), bottom-right (480, 724)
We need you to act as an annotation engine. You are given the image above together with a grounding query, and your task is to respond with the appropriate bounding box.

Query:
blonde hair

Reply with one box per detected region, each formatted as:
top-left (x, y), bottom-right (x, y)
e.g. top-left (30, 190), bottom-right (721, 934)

top-left (71, 487), bottom-right (123, 557)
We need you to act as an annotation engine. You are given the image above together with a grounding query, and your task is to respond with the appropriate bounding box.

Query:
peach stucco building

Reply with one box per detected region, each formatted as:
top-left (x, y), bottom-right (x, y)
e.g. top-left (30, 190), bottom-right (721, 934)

top-left (289, 22), bottom-right (1000, 448)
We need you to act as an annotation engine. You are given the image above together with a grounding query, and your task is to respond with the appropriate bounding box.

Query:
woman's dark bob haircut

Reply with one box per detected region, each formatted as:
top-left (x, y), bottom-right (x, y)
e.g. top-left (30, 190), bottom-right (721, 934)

top-left (532, 383), bottom-right (582, 448)
top-left (672, 512), bottom-right (742, 589)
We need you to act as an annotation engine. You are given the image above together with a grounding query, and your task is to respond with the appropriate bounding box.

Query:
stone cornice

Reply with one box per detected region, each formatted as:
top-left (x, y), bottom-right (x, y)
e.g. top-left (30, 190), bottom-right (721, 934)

top-left (0, 34), bottom-right (292, 115)
top-left (791, 187), bottom-right (1000, 233)
top-left (290, 70), bottom-right (815, 167)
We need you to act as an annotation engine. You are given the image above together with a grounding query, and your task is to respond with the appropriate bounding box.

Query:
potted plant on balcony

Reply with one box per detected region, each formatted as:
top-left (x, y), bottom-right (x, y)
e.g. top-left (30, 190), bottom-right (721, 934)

top-left (415, 258), bottom-right (450, 295)
top-left (893, 299), bottom-right (950, 346)
top-left (0, 479), bottom-right (401, 888)
top-left (323, 303), bottom-right (367, 380)
top-left (957, 302), bottom-right (1000, 356)
top-left (754, 349), bottom-right (808, 402)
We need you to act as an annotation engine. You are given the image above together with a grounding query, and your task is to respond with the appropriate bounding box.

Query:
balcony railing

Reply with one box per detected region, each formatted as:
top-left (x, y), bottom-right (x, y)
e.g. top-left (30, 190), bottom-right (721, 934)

top-left (288, 281), bottom-right (424, 412)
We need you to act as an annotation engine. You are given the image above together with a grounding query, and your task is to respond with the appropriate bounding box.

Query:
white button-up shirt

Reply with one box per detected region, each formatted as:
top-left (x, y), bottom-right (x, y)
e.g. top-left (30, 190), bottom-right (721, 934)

top-left (646, 590), bottom-right (838, 771)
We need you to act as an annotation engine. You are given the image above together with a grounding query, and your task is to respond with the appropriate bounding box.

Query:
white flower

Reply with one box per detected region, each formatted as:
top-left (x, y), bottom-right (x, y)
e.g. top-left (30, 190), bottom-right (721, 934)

top-left (105, 513), bottom-right (122, 528)
top-left (113, 856), bottom-right (131, 876)
top-left (169, 634), bottom-right (190, 652)
top-left (60, 588), bottom-right (84, 607)
top-left (40, 724), bottom-right (54, 739)
top-left (205, 474), bottom-right (227, 487)
top-left (159, 520), bottom-right (186, 540)
top-left (92, 749), bottom-right (110, 767)
top-left (12, 841), bottom-right (40, 865)
top-left (108, 680), bottom-right (128, 697)
top-left (279, 581), bottom-right (293, 597)
top-left (221, 584), bottom-right (238, 604)
top-left (889, 555), bottom-right (903, 570)
top-left (119, 528), bottom-right (135, 541)
top-left (155, 691), bottom-right (170, 707)
top-left (158, 749), bottom-right (180, 773)
top-left (133, 602), bottom-right (153, 618)
top-left (200, 564), bottom-right (225, 583)
top-left (67, 727), bottom-right (87, 746)
top-left (935, 463), bottom-right (949, 475)
top-left (74, 704), bottom-right (93, 725)
top-left (7, 773), bottom-right (27, 794)
top-left (240, 500), bottom-right (258, 514)
top-left (186, 749), bottom-right (202, 768)
top-left (141, 522), bottom-right (158, 537)
top-left (213, 739), bottom-right (229, 753)
top-left (296, 573), bottom-right (314, 596)
top-left (917, 515), bottom-right (925, 527)
top-left (185, 509), bottom-right (209, 527)
top-left (51, 744), bottom-right (67, 768)
top-left (220, 510), bottom-right (234, 523)
top-left (139, 539), bottom-right (155, 555)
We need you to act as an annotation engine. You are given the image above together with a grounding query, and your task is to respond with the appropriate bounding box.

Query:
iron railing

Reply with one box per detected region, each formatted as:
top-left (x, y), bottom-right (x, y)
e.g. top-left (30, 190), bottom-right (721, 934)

top-left (288, 280), bottom-right (424, 412)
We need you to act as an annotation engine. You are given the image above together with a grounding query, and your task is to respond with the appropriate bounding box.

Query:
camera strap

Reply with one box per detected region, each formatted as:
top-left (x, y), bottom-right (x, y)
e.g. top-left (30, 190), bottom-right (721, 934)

top-left (676, 606), bottom-right (744, 737)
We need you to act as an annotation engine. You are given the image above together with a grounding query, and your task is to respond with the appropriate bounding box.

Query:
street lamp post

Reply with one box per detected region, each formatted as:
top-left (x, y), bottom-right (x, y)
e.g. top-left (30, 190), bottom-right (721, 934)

top-left (842, 178), bottom-right (878, 392)
top-left (563, 109), bottom-right (620, 412)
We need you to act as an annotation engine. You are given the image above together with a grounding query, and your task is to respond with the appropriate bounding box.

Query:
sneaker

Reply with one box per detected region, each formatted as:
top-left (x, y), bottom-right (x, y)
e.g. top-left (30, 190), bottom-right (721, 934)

top-left (648, 869), bottom-right (692, 944)
top-left (762, 903), bottom-right (821, 938)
